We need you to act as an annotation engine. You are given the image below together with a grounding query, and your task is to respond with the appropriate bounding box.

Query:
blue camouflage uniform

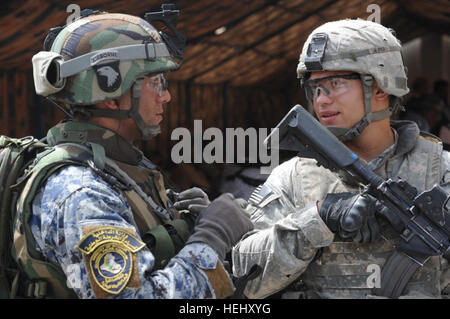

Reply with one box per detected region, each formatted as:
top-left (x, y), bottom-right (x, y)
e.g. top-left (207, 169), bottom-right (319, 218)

top-left (30, 163), bottom-right (222, 299)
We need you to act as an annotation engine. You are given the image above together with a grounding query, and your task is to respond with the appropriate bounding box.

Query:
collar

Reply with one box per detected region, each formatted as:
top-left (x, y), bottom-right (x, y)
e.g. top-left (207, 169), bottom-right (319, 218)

top-left (390, 120), bottom-right (420, 157)
top-left (46, 120), bottom-right (143, 165)
top-left (368, 120), bottom-right (420, 172)
top-left (367, 128), bottom-right (398, 172)
top-left (337, 120), bottom-right (420, 187)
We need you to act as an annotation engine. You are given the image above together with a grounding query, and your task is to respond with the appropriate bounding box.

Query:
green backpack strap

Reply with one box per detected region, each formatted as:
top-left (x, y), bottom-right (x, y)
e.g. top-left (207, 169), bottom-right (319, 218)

top-left (11, 144), bottom-right (93, 299)
top-left (12, 141), bottom-right (131, 298)
top-left (7, 138), bottom-right (194, 296)
top-left (0, 136), bottom-right (48, 299)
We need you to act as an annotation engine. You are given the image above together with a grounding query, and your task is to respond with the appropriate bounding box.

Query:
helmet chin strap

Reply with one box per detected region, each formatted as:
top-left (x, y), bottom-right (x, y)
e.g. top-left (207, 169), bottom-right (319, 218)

top-left (327, 74), bottom-right (392, 142)
top-left (70, 79), bottom-right (162, 141)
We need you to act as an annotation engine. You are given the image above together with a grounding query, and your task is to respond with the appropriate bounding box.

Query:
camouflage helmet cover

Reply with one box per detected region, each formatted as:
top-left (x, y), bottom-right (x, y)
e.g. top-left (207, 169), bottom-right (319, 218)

top-left (48, 13), bottom-right (178, 105)
top-left (297, 19), bottom-right (409, 97)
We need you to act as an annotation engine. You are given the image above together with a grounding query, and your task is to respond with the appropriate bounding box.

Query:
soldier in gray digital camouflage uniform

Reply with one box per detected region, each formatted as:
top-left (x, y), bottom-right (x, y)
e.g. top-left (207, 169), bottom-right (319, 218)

top-left (11, 10), bottom-right (253, 299)
top-left (232, 19), bottom-right (450, 299)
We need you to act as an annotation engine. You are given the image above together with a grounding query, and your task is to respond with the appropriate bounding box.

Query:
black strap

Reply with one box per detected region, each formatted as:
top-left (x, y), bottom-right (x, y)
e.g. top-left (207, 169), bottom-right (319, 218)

top-left (229, 264), bottom-right (262, 299)
top-left (372, 250), bottom-right (422, 298)
top-left (8, 269), bottom-right (48, 299)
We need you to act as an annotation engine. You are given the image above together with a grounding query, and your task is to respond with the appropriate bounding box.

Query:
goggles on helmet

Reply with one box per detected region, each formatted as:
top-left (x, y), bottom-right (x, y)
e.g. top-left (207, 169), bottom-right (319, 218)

top-left (304, 73), bottom-right (360, 102)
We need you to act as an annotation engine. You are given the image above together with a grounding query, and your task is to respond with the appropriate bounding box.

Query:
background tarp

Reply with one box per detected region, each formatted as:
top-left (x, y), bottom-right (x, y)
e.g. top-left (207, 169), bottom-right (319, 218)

top-left (0, 0), bottom-right (449, 195)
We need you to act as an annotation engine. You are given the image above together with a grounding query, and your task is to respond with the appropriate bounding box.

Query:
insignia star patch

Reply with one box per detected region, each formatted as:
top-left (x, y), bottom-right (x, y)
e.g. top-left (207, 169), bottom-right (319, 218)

top-left (77, 227), bottom-right (145, 296)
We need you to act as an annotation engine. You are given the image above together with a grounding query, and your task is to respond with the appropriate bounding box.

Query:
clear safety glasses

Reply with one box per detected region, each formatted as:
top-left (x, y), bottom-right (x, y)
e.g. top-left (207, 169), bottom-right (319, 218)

top-left (146, 73), bottom-right (169, 96)
top-left (304, 73), bottom-right (360, 102)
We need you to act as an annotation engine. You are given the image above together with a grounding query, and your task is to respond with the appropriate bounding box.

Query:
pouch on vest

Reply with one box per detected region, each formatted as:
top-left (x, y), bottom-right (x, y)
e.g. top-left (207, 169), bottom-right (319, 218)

top-left (142, 219), bottom-right (192, 270)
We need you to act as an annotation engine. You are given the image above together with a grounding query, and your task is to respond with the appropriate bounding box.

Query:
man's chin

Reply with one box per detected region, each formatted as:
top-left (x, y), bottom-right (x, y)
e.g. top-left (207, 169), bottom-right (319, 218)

top-left (153, 115), bottom-right (163, 123)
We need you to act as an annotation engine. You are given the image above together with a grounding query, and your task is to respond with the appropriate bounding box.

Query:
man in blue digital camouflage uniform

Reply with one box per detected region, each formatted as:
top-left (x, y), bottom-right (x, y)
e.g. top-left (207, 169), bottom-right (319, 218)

top-left (11, 9), bottom-right (253, 299)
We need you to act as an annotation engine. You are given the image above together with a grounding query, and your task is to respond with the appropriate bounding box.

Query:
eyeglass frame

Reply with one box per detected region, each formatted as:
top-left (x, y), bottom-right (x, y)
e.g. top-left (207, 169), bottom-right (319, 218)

top-left (303, 73), bottom-right (361, 102)
top-left (144, 73), bottom-right (169, 96)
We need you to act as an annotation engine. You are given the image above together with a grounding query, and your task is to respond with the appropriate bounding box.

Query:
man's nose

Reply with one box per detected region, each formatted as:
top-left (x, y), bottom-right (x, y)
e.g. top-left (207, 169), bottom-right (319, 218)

top-left (315, 86), bottom-right (333, 104)
top-left (158, 89), bottom-right (171, 103)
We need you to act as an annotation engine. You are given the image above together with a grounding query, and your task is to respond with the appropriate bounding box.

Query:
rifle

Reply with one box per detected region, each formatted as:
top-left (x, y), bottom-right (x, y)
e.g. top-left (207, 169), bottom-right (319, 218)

top-left (265, 104), bottom-right (450, 298)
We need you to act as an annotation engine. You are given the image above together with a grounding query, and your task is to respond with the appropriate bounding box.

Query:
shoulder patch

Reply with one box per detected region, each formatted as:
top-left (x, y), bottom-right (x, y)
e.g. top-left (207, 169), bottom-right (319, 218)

top-left (248, 184), bottom-right (275, 206)
top-left (77, 227), bottom-right (145, 296)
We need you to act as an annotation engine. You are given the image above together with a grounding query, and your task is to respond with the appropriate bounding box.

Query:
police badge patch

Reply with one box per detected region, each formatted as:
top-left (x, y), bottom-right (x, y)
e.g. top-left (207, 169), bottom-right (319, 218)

top-left (77, 227), bottom-right (145, 296)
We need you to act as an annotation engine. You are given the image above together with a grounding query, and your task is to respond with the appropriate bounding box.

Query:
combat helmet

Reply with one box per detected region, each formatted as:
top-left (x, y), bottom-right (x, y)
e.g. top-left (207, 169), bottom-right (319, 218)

top-left (32, 5), bottom-right (185, 140)
top-left (297, 19), bottom-right (409, 141)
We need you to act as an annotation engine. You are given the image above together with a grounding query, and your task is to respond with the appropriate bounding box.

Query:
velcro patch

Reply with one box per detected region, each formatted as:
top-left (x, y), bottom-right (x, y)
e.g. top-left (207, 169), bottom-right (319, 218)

top-left (77, 227), bottom-right (145, 296)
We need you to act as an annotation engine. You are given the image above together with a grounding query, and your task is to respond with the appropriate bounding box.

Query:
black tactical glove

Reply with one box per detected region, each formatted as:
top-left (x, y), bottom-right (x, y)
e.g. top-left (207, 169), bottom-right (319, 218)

top-left (167, 187), bottom-right (211, 216)
top-left (319, 192), bottom-right (380, 243)
top-left (186, 193), bottom-right (254, 260)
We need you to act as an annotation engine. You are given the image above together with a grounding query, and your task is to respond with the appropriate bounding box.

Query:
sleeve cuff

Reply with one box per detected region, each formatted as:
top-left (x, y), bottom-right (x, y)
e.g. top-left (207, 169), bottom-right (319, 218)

top-left (177, 242), bottom-right (220, 270)
top-left (293, 203), bottom-right (334, 248)
top-left (178, 243), bottom-right (234, 298)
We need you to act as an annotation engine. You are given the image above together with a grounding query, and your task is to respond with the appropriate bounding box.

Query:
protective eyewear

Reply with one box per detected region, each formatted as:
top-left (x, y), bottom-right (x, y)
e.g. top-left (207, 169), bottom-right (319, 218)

top-left (146, 73), bottom-right (169, 96)
top-left (304, 73), bottom-right (360, 101)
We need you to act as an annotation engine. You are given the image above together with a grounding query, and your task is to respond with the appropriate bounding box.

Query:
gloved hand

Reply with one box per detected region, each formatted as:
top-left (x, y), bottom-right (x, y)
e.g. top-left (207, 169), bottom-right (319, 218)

top-left (318, 192), bottom-right (380, 243)
top-left (186, 193), bottom-right (254, 260)
top-left (235, 197), bottom-right (249, 209)
top-left (167, 187), bottom-right (211, 216)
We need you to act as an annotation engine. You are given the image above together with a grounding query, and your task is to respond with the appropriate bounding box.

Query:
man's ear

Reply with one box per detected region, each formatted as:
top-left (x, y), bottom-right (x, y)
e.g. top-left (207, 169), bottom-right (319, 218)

top-left (372, 82), bottom-right (389, 101)
top-left (98, 99), bottom-right (119, 110)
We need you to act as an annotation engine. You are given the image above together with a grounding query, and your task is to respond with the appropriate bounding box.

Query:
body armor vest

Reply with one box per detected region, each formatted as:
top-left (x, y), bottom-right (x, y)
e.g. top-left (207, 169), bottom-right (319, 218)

top-left (11, 121), bottom-right (191, 298)
top-left (292, 133), bottom-right (447, 299)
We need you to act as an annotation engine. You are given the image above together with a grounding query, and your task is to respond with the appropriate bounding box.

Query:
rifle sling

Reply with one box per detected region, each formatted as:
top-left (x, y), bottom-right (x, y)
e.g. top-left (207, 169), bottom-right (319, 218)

top-left (372, 250), bottom-right (422, 298)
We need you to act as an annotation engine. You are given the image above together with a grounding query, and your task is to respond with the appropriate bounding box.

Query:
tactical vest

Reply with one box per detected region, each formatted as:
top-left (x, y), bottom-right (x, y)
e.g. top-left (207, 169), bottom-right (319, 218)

top-left (290, 133), bottom-right (447, 299)
top-left (11, 121), bottom-right (192, 298)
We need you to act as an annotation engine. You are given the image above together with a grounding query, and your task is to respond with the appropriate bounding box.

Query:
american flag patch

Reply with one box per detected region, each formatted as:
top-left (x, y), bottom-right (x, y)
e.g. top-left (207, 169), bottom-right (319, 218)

top-left (248, 184), bottom-right (273, 206)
